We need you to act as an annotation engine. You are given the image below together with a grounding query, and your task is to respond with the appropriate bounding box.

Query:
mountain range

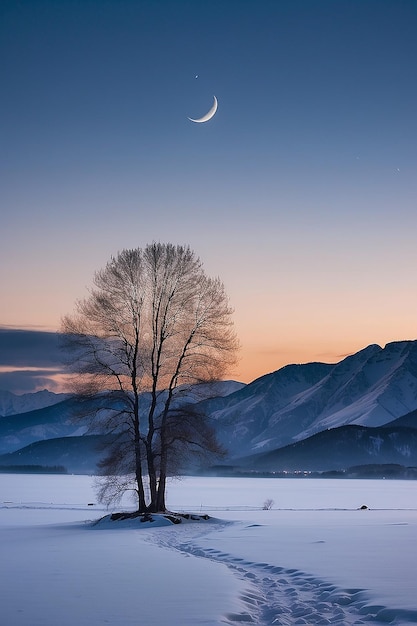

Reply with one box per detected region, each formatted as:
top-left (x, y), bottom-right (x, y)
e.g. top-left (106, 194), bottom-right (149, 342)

top-left (1, 340), bottom-right (417, 475)
top-left (0, 389), bottom-right (68, 418)
top-left (206, 341), bottom-right (417, 456)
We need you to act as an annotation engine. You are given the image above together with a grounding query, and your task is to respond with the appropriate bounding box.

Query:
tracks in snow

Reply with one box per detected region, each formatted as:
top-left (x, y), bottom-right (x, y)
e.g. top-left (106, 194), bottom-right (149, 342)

top-left (151, 522), bottom-right (417, 626)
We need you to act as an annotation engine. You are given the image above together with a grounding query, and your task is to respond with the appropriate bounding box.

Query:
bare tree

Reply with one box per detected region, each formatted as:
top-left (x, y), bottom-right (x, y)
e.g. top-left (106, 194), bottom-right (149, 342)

top-left (61, 243), bottom-right (239, 512)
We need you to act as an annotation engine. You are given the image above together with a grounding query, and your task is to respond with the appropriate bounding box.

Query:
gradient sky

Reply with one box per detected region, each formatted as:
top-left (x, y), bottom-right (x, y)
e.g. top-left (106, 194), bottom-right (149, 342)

top-left (1, 0), bottom-right (417, 393)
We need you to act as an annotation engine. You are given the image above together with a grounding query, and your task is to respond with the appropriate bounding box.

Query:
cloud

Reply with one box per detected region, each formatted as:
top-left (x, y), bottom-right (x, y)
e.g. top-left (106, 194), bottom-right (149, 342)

top-left (0, 369), bottom-right (64, 395)
top-left (0, 327), bottom-right (63, 368)
top-left (0, 328), bottom-right (66, 394)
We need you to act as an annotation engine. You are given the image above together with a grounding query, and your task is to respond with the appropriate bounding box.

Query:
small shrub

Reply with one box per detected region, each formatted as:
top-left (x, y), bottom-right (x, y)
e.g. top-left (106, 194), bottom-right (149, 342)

top-left (263, 498), bottom-right (274, 510)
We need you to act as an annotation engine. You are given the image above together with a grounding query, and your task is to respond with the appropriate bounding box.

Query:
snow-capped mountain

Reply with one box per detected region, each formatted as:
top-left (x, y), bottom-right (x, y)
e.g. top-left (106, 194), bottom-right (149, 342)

top-left (0, 389), bottom-right (69, 417)
top-left (0, 381), bottom-right (245, 456)
top-left (0, 398), bottom-right (86, 455)
top-left (2, 341), bottom-right (417, 473)
top-left (200, 361), bottom-right (333, 456)
top-left (207, 341), bottom-right (417, 458)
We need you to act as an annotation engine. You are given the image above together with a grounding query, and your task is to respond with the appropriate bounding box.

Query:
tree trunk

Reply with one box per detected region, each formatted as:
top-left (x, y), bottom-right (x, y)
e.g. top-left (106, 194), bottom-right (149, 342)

top-left (135, 463), bottom-right (147, 513)
top-left (145, 441), bottom-right (158, 511)
top-left (133, 411), bottom-right (147, 512)
top-left (156, 473), bottom-right (167, 512)
top-left (156, 439), bottom-right (168, 512)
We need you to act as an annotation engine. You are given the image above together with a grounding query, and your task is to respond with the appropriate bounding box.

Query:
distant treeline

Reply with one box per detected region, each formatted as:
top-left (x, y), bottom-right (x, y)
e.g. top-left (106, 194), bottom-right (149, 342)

top-left (0, 464), bottom-right (68, 474)
top-left (202, 464), bottom-right (417, 480)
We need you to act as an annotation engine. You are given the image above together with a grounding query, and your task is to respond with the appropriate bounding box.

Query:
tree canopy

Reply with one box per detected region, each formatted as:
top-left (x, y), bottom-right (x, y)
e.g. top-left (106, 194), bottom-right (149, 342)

top-left (61, 243), bottom-right (239, 512)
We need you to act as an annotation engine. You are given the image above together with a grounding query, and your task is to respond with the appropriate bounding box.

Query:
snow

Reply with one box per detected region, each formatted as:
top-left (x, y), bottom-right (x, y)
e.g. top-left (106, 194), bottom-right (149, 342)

top-left (0, 389), bottom-right (69, 416)
top-left (1, 475), bottom-right (417, 625)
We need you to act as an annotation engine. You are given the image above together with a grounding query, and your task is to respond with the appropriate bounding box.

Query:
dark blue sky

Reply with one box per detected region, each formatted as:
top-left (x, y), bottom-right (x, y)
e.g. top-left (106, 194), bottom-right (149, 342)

top-left (1, 0), bottom-right (416, 391)
top-left (4, 1), bottom-right (415, 174)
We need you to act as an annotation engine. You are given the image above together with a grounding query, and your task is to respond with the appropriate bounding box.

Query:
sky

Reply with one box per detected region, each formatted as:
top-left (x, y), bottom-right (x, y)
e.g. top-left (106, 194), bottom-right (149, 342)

top-left (1, 0), bottom-right (417, 393)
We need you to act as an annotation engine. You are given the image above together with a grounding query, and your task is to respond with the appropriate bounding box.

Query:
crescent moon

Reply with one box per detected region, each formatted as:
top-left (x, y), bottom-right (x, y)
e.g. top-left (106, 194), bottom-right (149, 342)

top-left (188, 96), bottom-right (218, 123)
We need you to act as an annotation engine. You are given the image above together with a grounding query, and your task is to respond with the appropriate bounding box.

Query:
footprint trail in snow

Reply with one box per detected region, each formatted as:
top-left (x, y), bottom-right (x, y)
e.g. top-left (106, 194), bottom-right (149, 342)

top-left (151, 523), bottom-right (417, 626)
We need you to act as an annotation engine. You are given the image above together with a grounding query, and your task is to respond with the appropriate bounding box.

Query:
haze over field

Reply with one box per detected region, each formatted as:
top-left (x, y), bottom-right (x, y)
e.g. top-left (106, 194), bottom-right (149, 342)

top-left (1, 0), bottom-right (417, 392)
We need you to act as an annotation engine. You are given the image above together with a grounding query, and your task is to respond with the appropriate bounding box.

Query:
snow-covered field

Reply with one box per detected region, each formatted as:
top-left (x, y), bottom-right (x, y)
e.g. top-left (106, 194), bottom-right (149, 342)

top-left (1, 475), bottom-right (417, 625)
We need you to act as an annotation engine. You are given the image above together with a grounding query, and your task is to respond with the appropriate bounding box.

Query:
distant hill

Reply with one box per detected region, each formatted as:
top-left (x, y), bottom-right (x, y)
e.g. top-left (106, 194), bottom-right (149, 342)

top-left (0, 398), bottom-right (86, 455)
top-left (0, 435), bottom-right (112, 475)
top-left (232, 424), bottom-right (417, 473)
top-left (384, 408), bottom-right (417, 429)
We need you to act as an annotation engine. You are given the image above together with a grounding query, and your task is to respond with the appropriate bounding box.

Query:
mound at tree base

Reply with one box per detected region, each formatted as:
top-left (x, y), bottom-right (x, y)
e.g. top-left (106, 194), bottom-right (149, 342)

top-left (92, 511), bottom-right (212, 528)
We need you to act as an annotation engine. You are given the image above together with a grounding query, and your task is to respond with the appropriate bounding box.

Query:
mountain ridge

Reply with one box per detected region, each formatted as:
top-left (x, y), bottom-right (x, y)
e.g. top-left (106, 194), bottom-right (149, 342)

top-left (206, 340), bottom-right (417, 457)
top-left (232, 423), bottom-right (417, 473)
top-left (0, 389), bottom-right (69, 417)
top-left (2, 340), bottom-right (417, 474)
